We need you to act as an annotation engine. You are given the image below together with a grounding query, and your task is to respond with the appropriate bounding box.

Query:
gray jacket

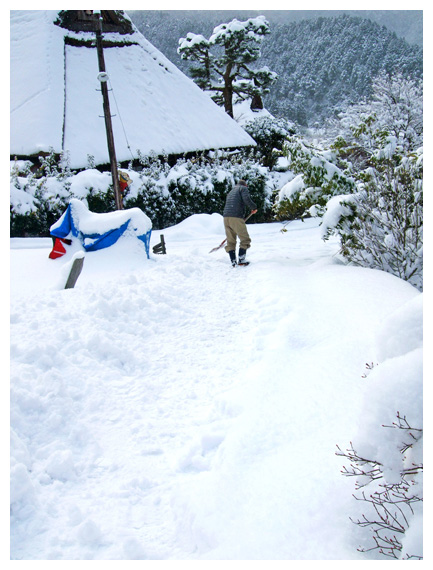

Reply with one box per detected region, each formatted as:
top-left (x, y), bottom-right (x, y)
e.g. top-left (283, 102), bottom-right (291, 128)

top-left (223, 182), bottom-right (257, 219)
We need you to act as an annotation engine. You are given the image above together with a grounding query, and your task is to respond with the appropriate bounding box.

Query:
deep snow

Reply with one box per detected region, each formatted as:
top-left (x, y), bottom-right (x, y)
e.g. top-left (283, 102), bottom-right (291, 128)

top-left (10, 214), bottom-right (422, 560)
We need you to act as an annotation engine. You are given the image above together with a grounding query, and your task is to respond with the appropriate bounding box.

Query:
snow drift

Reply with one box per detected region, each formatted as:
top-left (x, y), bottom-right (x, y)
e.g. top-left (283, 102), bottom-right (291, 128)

top-left (10, 215), bottom-right (422, 560)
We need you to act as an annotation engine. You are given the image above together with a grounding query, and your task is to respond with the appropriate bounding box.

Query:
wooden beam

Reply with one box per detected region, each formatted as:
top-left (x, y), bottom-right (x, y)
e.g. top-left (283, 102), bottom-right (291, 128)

top-left (95, 14), bottom-right (123, 210)
top-left (64, 255), bottom-right (85, 289)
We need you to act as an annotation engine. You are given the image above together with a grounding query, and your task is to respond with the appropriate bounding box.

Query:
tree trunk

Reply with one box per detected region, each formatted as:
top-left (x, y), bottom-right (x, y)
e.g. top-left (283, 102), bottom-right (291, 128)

top-left (223, 64), bottom-right (234, 118)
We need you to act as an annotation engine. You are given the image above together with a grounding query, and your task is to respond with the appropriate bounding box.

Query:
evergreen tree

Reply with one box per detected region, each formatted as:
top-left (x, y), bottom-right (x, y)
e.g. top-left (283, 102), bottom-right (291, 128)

top-left (178, 16), bottom-right (277, 117)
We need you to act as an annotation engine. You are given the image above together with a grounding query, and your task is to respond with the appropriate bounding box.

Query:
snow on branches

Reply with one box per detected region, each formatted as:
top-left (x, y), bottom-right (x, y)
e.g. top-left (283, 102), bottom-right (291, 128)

top-left (323, 73), bottom-right (423, 290)
top-left (336, 293), bottom-right (422, 560)
top-left (336, 413), bottom-right (423, 560)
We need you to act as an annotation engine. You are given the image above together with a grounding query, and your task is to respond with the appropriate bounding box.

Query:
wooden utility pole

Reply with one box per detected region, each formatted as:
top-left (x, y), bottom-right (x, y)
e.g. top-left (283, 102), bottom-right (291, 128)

top-left (95, 11), bottom-right (123, 210)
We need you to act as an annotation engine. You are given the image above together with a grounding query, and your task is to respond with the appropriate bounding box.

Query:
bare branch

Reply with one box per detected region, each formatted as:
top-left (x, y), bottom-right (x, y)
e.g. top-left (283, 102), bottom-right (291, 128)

top-left (337, 412), bottom-right (423, 559)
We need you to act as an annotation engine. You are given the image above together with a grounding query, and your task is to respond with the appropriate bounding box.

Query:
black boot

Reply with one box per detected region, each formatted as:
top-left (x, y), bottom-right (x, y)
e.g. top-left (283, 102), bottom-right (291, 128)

top-left (238, 248), bottom-right (247, 264)
top-left (228, 250), bottom-right (237, 267)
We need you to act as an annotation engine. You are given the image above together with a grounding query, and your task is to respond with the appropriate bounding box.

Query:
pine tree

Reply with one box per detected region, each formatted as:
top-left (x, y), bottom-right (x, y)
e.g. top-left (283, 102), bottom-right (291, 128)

top-left (178, 16), bottom-right (277, 117)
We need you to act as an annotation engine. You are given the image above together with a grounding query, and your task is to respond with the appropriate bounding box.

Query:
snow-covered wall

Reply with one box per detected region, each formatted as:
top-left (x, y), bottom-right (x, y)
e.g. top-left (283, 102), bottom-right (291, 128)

top-left (10, 10), bottom-right (255, 169)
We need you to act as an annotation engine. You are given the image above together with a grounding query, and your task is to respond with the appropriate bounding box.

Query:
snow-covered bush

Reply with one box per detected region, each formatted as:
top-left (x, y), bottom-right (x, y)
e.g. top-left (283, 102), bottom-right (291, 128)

top-left (243, 115), bottom-right (296, 169)
top-left (10, 150), bottom-right (73, 236)
top-left (273, 135), bottom-right (355, 220)
top-left (323, 149), bottom-right (423, 289)
top-left (126, 155), bottom-right (272, 227)
top-left (323, 73), bottom-right (423, 290)
top-left (336, 293), bottom-right (423, 560)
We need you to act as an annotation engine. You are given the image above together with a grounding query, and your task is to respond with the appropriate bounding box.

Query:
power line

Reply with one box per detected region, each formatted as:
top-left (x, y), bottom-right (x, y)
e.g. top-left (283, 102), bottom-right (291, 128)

top-left (107, 76), bottom-right (135, 161)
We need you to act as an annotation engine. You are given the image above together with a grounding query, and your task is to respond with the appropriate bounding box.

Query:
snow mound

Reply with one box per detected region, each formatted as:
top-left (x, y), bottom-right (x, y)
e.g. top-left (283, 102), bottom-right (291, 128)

top-left (51, 198), bottom-right (152, 237)
top-left (163, 213), bottom-right (225, 240)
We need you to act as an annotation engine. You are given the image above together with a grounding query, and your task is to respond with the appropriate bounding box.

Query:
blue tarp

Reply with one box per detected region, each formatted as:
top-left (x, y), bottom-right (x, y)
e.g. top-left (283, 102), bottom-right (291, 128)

top-left (50, 202), bottom-right (152, 258)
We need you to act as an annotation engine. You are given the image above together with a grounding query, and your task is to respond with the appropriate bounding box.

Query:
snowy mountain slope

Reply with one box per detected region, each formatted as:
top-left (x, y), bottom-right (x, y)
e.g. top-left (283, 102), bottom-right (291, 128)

top-left (10, 10), bottom-right (255, 168)
top-left (10, 215), bottom-right (422, 559)
top-left (129, 11), bottom-right (423, 126)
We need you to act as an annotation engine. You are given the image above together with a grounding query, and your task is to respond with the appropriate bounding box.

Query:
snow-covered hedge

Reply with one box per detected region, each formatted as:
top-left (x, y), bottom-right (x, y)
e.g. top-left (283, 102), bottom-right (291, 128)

top-left (10, 152), bottom-right (275, 236)
top-left (321, 148), bottom-right (423, 290)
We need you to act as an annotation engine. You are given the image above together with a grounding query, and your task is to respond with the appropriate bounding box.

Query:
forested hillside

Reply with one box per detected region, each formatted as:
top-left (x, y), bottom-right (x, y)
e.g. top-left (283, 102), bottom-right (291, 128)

top-left (263, 15), bottom-right (422, 125)
top-left (128, 11), bottom-right (422, 126)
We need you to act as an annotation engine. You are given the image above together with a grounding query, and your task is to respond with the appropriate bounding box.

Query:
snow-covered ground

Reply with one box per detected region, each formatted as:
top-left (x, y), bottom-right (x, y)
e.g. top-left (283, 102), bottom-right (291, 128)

top-left (10, 214), bottom-right (422, 560)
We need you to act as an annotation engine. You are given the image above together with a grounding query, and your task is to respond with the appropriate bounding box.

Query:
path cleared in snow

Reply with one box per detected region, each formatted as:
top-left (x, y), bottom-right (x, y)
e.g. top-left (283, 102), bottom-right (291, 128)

top-left (10, 216), bottom-right (419, 560)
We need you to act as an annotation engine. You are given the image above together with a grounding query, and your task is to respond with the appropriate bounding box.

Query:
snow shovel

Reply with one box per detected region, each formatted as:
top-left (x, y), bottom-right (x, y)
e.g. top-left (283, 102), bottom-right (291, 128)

top-left (280, 219), bottom-right (293, 233)
top-left (209, 211), bottom-right (255, 253)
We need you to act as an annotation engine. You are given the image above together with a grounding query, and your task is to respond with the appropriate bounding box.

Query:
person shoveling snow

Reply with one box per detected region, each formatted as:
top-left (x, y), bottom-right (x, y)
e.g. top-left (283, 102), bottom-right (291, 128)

top-left (222, 180), bottom-right (257, 267)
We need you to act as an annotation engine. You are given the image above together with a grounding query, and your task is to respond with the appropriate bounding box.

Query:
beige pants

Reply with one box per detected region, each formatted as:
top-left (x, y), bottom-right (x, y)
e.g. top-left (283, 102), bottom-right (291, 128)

top-left (224, 217), bottom-right (251, 252)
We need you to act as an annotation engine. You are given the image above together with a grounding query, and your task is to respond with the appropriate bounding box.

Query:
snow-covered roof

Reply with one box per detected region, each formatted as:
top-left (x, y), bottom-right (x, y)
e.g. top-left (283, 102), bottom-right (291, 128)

top-left (10, 10), bottom-right (255, 169)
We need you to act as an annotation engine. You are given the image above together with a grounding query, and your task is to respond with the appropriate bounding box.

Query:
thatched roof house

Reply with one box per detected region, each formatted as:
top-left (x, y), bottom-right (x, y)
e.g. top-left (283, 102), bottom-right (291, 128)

top-left (10, 10), bottom-right (255, 169)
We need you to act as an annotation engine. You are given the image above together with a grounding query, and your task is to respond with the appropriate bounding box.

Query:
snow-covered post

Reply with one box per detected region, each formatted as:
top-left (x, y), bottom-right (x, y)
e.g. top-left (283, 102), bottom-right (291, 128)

top-left (94, 10), bottom-right (123, 210)
top-left (64, 252), bottom-right (85, 289)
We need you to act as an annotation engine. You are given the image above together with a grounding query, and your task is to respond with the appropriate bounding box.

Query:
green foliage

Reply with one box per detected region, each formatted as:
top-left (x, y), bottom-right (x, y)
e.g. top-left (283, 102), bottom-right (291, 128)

top-left (86, 187), bottom-right (117, 213)
top-left (274, 194), bottom-right (314, 222)
top-left (10, 183), bottom-right (68, 237)
top-left (125, 182), bottom-right (176, 231)
top-left (124, 156), bottom-right (271, 228)
top-left (10, 150), bottom-right (73, 236)
top-left (333, 151), bottom-right (423, 289)
top-left (39, 147), bottom-right (73, 180)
